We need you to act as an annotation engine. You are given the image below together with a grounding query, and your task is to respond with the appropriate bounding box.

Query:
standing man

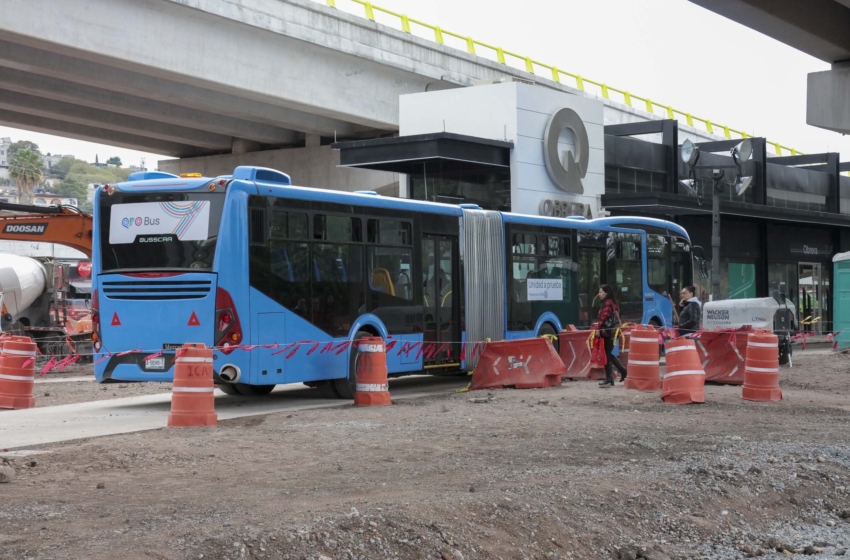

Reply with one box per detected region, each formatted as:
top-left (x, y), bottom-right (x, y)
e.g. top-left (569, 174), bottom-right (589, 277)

top-left (678, 285), bottom-right (702, 336)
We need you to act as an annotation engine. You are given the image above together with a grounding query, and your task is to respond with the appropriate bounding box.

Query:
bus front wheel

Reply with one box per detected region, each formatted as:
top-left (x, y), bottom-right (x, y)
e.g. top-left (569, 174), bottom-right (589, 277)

top-left (334, 330), bottom-right (372, 399)
top-left (538, 323), bottom-right (560, 354)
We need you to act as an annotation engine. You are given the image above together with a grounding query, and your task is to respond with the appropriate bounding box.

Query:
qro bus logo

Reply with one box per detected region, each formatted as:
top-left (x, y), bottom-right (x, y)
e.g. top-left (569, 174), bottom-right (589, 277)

top-left (542, 107), bottom-right (590, 194)
top-left (3, 223), bottom-right (47, 234)
top-left (122, 216), bottom-right (160, 228)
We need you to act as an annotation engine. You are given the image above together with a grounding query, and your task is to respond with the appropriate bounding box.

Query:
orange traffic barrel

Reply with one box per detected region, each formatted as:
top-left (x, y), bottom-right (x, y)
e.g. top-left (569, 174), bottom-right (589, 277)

top-left (0, 335), bottom-right (37, 409)
top-left (661, 338), bottom-right (705, 404)
top-left (167, 343), bottom-right (218, 427)
top-left (623, 325), bottom-right (662, 391)
top-left (354, 337), bottom-right (391, 406)
top-left (742, 329), bottom-right (782, 402)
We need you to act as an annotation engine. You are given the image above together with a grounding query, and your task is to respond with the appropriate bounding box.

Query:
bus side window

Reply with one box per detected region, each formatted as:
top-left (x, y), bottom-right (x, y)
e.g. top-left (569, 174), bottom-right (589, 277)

top-left (647, 234), bottom-right (669, 295)
top-left (366, 218), bottom-right (416, 334)
top-left (606, 233), bottom-right (643, 324)
top-left (312, 215), bottom-right (364, 337)
top-left (509, 233), bottom-right (536, 330)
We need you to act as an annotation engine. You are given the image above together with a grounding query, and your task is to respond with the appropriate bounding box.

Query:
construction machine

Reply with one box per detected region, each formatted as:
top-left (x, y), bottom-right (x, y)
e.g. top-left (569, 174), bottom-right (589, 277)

top-left (0, 202), bottom-right (94, 358)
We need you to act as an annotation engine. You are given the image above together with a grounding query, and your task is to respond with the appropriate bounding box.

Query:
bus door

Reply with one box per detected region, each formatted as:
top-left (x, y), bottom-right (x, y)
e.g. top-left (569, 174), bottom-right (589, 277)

top-left (578, 247), bottom-right (604, 329)
top-left (421, 234), bottom-right (459, 367)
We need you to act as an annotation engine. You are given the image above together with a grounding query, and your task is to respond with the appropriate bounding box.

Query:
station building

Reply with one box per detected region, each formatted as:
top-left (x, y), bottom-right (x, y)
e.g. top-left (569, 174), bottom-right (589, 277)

top-left (334, 81), bottom-right (850, 333)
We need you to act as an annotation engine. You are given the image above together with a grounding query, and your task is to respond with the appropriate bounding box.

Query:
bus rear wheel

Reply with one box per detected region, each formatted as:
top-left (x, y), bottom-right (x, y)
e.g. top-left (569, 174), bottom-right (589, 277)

top-left (218, 383), bottom-right (275, 396)
top-left (333, 330), bottom-right (372, 399)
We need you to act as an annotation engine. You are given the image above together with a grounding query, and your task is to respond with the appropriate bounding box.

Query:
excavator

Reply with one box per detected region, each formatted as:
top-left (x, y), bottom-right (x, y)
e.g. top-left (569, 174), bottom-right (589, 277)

top-left (0, 201), bottom-right (92, 256)
top-left (0, 201), bottom-right (94, 357)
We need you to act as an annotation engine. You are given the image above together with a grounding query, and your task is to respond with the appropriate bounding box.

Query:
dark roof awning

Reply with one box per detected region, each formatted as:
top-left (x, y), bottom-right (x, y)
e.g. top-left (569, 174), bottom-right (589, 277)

top-left (332, 132), bottom-right (513, 174)
top-left (602, 192), bottom-right (850, 228)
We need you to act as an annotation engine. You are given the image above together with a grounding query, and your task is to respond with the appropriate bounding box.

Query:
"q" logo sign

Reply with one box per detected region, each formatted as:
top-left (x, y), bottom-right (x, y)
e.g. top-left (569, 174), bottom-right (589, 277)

top-left (542, 107), bottom-right (590, 194)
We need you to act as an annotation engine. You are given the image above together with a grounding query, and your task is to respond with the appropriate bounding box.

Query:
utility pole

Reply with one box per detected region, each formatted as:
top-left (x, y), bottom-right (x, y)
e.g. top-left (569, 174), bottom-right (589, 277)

top-left (710, 169), bottom-right (724, 302)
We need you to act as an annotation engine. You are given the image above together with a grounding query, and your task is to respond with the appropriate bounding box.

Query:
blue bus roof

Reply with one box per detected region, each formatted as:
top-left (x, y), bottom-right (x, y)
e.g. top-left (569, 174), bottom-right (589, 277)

top-left (111, 166), bottom-right (687, 238)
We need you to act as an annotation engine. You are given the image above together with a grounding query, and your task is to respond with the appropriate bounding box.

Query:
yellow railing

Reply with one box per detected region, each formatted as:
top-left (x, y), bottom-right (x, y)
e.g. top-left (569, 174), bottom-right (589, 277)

top-left (322, 0), bottom-right (812, 160)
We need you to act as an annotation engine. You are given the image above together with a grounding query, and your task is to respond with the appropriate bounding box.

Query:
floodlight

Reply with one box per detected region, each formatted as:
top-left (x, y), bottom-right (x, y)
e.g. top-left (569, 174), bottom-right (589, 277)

top-left (735, 176), bottom-right (754, 197)
top-left (678, 179), bottom-right (698, 196)
top-left (681, 139), bottom-right (700, 165)
top-left (731, 139), bottom-right (753, 166)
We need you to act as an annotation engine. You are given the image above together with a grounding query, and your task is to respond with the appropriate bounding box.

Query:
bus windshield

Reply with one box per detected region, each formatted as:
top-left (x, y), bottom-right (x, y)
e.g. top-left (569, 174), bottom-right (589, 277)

top-left (99, 191), bottom-right (224, 272)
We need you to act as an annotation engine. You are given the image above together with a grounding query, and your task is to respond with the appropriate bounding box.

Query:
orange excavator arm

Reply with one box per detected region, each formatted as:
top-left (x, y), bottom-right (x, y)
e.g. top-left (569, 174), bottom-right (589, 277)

top-left (0, 202), bottom-right (93, 257)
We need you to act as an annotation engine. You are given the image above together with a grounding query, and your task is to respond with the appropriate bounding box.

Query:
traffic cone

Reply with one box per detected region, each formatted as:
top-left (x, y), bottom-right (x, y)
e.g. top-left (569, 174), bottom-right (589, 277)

top-left (742, 329), bottom-right (782, 402)
top-left (354, 337), bottom-right (391, 406)
top-left (624, 325), bottom-right (662, 391)
top-left (661, 338), bottom-right (705, 404)
top-left (167, 343), bottom-right (217, 427)
top-left (0, 335), bottom-right (37, 409)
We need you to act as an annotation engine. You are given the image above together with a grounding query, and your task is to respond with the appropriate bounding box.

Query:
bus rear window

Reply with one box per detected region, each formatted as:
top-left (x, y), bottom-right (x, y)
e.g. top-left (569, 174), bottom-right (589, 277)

top-left (99, 192), bottom-right (224, 271)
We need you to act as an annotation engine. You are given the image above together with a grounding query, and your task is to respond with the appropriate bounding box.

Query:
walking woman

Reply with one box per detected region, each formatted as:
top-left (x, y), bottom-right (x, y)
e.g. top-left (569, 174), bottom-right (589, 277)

top-left (597, 284), bottom-right (627, 388)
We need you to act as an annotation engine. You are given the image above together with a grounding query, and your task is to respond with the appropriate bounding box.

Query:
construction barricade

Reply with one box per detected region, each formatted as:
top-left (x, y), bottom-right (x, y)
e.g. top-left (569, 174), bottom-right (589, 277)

top-left (693, 327), bottom-right (751, 384)
top-left (470, 337), bottom-right (565, 390)
top-left (624, 325), bottom-right (662, 391)
top-left (0, 335), bottom-right (37, 409)
top-left (661, 338), bottom-right (706, 405)
top-left (167, 343), bottom-right (218, 427)
top-left (557, 325), bottom-right (593, 380)
top-left (742, 330), bottom-right (782, 402)
top-left (354, 336), bottom-right (391, 406)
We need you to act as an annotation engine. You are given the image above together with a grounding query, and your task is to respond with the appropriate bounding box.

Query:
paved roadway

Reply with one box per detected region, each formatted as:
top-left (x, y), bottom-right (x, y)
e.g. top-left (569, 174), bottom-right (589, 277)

top-left (0, 376), bottom-right (469, 451)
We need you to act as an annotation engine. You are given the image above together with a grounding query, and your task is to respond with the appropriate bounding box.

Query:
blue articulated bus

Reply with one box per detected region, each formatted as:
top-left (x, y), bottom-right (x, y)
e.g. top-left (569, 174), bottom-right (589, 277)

top-left (91, 166), bottom-right (693, 397)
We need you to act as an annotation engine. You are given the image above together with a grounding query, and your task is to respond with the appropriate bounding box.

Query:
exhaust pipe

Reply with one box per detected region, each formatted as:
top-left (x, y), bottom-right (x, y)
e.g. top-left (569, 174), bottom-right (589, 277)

top-left (219, 364), bottom-right (241, 384)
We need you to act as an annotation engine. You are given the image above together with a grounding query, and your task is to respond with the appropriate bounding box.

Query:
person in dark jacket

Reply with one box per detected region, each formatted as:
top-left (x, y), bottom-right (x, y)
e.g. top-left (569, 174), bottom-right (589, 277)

top-left (678, 285), bottom-right (702, 336)
top-left (597, 284), bottom-right (627, 388)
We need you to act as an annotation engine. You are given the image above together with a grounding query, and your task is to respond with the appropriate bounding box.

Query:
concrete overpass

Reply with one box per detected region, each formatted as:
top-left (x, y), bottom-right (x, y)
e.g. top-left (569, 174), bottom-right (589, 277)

top-left (0, 0), bottom-right (725, 191)
top-left (689, 0), bottom-right (850, 135)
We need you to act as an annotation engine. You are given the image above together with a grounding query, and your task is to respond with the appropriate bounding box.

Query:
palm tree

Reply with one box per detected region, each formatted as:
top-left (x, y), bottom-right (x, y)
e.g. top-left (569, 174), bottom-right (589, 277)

top-left (8, 149), bottom-right (44, 205)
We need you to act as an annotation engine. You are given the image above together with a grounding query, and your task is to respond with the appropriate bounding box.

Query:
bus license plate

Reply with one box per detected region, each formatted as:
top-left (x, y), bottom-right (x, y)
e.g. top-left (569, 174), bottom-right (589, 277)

top-left (145, 357), bottom-right (165, 370)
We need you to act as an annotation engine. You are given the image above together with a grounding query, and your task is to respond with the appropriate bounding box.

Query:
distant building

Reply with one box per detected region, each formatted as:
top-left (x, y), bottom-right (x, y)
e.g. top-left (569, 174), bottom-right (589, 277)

top-left (0, 137), bottom-right (10, 180)
top-left (41, 153), bottom-right (75, 171)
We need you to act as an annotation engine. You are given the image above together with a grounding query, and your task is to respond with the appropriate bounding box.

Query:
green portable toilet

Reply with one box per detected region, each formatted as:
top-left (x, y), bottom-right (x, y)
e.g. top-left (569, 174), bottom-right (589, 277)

top-left (833, 252), bottom-right (850, 350)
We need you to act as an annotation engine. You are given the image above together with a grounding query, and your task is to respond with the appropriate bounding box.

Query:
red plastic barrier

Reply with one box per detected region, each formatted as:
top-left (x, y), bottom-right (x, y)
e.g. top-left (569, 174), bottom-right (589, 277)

top-left (470, 337), bottom-right (565, 390)
top-left (693, 327), bottom-right (752, 385)
top-left (557, 325), bottom-right (593, 380)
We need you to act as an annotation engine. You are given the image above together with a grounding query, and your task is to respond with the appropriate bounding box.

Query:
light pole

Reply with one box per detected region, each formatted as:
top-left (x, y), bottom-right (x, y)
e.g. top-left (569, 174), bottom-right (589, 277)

top-left (680, 139), bottom-right (754, 302)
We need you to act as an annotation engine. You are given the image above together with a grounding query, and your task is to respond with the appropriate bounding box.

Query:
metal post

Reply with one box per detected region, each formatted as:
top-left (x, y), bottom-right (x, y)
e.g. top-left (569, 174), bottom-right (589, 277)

top-left (711, 177), bottom-right (722, 301)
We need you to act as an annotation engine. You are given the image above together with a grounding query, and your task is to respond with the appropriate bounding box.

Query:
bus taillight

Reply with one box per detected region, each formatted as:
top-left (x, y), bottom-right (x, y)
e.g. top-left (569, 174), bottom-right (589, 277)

top-left (91, 289), bottom-right (102, 352)
top-left (215, 287), bottom-right (242, 355)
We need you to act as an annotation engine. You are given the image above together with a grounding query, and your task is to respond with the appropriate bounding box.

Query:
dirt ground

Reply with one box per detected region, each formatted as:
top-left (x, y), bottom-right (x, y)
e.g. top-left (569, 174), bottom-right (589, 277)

top-left (2, 351), bottom-right (850, 560)
top-left (32, 363), bottom-right (171, 408)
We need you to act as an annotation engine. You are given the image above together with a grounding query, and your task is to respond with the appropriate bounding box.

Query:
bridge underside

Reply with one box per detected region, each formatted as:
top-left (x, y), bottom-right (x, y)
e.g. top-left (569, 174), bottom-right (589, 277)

top-left (689, 0), bottom-right (850, 134)
top-left (0, 0), bottom-right (459, 158)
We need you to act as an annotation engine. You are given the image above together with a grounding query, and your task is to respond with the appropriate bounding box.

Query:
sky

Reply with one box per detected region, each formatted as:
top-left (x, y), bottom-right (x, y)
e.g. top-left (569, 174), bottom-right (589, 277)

top-left (1, 0), bottom-right (846, 166)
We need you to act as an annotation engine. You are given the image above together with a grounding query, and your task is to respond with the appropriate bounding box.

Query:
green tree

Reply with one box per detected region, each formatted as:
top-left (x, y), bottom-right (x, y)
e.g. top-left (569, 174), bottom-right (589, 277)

top-left (54, 177), bottom-right (88, 201)
top-left (8, 140), bottom-right (40, 158)
top-left (106, 156), bottom-right (122, 167)
top-left (8, 149), bottom-right (44, 205)
top-left (49, 157), bottom-right (76, 179)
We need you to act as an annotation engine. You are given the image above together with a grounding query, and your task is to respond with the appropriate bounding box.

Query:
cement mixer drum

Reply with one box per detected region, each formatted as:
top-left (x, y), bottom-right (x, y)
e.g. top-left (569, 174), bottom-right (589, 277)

top-left (0, 253), bottom-right (47, 318)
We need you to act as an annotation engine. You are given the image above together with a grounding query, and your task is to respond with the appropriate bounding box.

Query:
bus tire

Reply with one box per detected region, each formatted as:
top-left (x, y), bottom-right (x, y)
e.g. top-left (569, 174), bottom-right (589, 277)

top-left (333, 330), bottom-right (372, 399)
top-left (234, 384), bottom-right (275, 396)
top-left (216, 383), bottom-right (241, 396)
top-left (538, 323), bottom-right (559, 354)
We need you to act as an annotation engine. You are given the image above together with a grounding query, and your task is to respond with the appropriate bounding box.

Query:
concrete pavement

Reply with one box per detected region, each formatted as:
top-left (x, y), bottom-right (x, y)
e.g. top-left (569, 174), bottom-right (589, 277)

top-left (0, 376), bottom-right (468, 451)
